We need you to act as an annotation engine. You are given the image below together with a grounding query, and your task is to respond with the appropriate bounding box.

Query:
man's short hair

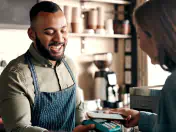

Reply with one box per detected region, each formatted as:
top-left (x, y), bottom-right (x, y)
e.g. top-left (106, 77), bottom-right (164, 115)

top-left (30, 1), bottom-right (62, 26)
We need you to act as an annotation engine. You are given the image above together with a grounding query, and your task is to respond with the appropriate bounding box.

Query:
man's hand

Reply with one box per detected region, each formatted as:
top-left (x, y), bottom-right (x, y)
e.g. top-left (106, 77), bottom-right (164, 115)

top-left (105, 108), bottom-right (140, 128)
top-left (73, 124), bottom-right (95, 132)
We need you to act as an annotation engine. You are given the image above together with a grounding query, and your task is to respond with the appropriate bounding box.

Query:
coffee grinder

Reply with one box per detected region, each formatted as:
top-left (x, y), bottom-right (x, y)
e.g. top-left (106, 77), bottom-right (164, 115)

top-left (93, 53), bottom-right (120, 108)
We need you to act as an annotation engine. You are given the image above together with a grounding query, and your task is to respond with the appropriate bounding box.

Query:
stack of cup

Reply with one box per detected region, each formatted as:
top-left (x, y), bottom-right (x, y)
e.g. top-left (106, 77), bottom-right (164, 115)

top-left (64, 6), bottom-right (72, 32)
top-left (71, 7), bottom-right (81, 33)
top-left (96, 7), bottom-right (105, 34)
top-left (88, 9), bottom-right (98, 31)
top-left (97, 7), bottom-right (104, 29)
top-left (105, 19), bottom-right (114, 34)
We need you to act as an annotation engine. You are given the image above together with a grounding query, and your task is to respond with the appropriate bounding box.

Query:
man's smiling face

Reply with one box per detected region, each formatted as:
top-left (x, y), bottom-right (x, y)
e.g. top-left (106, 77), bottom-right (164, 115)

top-left (32, 10), bottom-right (68, 61)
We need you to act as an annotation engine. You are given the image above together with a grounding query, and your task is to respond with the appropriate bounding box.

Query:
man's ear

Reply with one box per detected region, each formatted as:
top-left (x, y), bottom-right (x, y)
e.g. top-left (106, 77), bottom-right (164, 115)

top-left (27, 27), bottom-right (36, 41)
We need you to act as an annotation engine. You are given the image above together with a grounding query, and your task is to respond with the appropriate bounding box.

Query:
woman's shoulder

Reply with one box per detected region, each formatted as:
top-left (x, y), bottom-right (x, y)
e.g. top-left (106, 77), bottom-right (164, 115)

top-left (163, 69), bottom-right (176, 91)
top-left (166, 69), bottom-right (176, 82)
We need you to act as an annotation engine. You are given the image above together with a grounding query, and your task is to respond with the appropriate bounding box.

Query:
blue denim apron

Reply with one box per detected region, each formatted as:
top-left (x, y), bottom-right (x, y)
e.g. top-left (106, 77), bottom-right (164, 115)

top-left (25, 51), bottom-right (76, 132)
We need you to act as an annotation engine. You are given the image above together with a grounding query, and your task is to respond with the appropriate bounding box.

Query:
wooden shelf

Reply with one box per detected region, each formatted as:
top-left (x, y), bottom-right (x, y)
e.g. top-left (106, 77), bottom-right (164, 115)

top-left (69, 33), bottom-right (132, 39)
top-left (80, 0), bottom-right (131, 5)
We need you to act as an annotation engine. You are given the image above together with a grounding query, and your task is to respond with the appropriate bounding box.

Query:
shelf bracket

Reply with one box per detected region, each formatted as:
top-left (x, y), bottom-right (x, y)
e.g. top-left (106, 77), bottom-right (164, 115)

top-left (81, 37), bottom-right (86, 53)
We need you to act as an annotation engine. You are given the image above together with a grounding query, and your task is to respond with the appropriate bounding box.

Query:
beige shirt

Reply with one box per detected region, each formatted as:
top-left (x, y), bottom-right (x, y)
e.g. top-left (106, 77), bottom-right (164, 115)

top-left (0, 44), bottom-right (85, 132)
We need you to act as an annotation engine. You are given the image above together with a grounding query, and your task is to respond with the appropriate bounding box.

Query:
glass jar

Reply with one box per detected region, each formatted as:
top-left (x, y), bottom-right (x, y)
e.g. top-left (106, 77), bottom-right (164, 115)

top-left (113, 20), bottom-right (122, 34)
top-left (122, 20), bottom-right (131, 35)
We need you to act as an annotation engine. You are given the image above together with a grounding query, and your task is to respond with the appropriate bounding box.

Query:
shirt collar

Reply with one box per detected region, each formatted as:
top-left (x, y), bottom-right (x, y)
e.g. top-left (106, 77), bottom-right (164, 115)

top-left (28, 43), bottom-right (53, 67)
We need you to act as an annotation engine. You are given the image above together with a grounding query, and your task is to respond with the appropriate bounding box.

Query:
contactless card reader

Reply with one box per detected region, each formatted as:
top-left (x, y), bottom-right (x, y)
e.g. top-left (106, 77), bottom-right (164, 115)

top-left (82, 119), bottom-right (122, 132)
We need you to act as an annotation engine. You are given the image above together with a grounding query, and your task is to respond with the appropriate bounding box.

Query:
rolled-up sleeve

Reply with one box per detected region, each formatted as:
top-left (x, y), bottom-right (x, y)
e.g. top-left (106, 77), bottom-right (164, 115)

top-left (75, 87), bottom-right (85, 125)
top-left (0, 70), bottom-right (48, 132)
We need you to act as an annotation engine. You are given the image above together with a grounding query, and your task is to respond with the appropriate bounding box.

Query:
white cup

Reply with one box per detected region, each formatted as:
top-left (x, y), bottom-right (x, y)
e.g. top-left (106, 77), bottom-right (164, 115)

top-left (106, 29), bottom-right (114, 35)
top-left (96, 29), bottom-right (105, 34)
top-left (105, 19), bottom-right (113, 30)
top-left (84, 29), bottom-right (95, 34)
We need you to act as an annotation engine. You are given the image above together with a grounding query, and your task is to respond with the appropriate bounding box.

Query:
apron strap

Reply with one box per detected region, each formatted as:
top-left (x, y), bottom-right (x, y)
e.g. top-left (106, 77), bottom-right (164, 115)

top-left (62, 59), bottom-right (76, 84)
top-left (24, 50), bottom-right (40, 95)
top-left (24, 52), bottom-right (76, 94)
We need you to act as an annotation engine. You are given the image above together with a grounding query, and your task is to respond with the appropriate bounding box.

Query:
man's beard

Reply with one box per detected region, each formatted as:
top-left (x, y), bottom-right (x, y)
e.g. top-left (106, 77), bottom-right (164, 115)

top-left (35, 34), bottom-right (66, 62)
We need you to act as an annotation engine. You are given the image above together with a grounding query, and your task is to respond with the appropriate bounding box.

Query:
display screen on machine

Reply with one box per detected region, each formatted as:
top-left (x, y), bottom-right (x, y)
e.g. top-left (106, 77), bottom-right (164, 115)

top-left (107, 74), bottom-right (117, 85)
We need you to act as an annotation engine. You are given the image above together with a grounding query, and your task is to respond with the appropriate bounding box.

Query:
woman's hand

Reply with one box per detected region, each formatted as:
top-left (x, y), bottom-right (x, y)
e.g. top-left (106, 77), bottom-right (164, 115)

top-left (73, 124), bottom-right (95, 132)
top-left (105, 108), bottom-right (140, 128)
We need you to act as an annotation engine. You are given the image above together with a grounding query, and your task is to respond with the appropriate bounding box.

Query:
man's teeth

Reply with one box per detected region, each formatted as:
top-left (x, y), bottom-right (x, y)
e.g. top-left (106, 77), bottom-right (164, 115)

top-left (51, 45), bottom-right (62, 49)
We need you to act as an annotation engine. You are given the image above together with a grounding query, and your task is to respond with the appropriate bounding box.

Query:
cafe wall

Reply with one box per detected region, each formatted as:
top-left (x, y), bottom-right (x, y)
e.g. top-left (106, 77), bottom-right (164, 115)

top-left (0, 1), bottom-right (126, 100)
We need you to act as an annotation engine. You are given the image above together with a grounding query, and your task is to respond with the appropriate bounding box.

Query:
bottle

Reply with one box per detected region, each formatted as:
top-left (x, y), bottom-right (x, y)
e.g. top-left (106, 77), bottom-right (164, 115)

top-left (122, 20), bottom-right (131, 35)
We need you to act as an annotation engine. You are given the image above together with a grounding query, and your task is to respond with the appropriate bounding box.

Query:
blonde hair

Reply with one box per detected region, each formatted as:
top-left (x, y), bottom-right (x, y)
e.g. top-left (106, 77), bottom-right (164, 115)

top-left (134, 0), bottom-right (176, 72)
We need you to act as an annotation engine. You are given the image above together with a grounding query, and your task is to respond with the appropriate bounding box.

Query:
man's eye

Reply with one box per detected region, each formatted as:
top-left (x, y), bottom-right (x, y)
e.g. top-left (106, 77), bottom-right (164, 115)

top-left (61, 30), bottom-right (67, 33)
top-left (44, 30), bottom-right (54, 35)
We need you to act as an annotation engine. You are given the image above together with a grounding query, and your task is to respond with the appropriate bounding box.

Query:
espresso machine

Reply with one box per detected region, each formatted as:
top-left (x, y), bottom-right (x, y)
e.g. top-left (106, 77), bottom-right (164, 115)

top-left (93, 53), bottom-right (120, 108)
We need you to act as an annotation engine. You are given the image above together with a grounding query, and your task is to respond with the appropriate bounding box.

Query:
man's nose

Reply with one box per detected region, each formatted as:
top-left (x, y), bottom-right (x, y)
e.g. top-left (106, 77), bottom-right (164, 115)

top-left (53, 32), bottom-right (63, 42)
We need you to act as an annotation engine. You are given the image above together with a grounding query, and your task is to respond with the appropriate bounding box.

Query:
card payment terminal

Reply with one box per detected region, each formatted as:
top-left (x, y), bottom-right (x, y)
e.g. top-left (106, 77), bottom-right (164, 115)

top-left (82, 119), bottom-right (122, 132)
